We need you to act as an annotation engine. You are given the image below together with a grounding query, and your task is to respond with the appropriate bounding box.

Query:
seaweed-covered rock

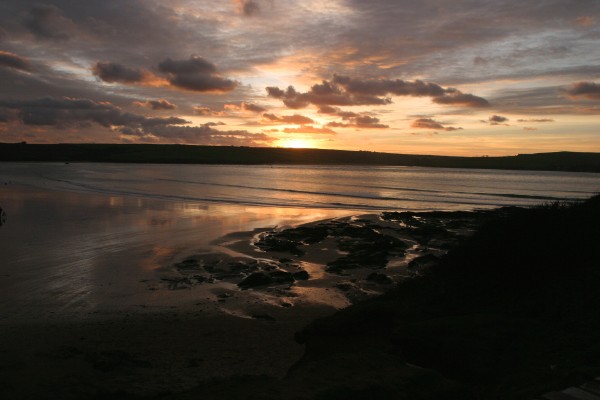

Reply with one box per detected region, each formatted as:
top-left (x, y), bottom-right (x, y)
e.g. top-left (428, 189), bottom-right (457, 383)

top-left (255, 225), bottom-right (330, 256)
top-left (269, 270), bottom-right (295, 284)
top-left (238, 272), bottom-right (273, 289)
top-left (326, 229), bottom-right (407, 273)
top-left (255, 234), bottom-right (305, 256)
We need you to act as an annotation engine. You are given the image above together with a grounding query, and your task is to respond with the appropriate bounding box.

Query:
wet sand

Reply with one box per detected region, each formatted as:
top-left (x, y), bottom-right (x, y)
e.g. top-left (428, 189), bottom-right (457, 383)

top-left (0, 187), bottom-right (489, 398)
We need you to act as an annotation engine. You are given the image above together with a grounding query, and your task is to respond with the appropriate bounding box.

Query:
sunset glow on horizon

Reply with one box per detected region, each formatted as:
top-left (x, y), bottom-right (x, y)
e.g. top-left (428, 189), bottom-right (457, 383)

top-left (0, 1), bottom-right (599, 156)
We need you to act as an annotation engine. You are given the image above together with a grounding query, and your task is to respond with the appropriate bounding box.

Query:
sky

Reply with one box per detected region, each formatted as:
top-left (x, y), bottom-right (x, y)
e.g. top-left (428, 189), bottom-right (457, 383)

top-left (0, 0), bottom-right (599, 156)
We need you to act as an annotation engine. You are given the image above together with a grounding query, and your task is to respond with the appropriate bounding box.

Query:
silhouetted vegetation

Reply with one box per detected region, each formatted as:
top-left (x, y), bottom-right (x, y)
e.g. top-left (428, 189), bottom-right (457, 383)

top-left (2, 142), bottom-right (600, 172)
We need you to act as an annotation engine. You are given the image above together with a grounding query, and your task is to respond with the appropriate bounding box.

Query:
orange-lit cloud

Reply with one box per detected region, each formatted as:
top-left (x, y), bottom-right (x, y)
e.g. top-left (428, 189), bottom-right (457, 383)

top-left (133, 99), bottom-right (177, 110)
top-left (262, 113), bottom-right (315, 125)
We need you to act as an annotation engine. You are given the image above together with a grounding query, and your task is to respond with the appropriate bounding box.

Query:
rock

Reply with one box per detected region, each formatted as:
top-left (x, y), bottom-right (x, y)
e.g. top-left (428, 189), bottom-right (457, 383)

top-left (269, 270), bottom-right (295, 284)
top-left (238, 272), bottom-right (273, 289)
top-left (292, 270), bottom-right (310, 280)
top-left (408, 254), bottom-right (440, 270)
top-left (335, 282), bottom-right (355, 292)
top-left (174, 258), bottom-right (201, 271)
top-left (366, 272), bottom-right (394, 284)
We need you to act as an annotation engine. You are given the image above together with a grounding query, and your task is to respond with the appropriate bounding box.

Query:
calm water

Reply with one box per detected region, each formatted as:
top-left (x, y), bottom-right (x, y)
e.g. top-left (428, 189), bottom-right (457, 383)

top-left (2, 163), bottom-right (599, 210)
top-left (1, 163), bottom-right (599, 320)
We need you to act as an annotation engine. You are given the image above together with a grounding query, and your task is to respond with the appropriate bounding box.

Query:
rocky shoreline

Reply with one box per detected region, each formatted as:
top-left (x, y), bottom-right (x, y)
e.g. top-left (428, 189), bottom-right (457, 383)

top-left (153, 209), bottom-right (498, 314)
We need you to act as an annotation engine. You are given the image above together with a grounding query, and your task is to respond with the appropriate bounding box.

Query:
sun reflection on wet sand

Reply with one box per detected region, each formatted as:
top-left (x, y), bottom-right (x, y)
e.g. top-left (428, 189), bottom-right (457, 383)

top-left (0, 185), bottom-right (352, 322)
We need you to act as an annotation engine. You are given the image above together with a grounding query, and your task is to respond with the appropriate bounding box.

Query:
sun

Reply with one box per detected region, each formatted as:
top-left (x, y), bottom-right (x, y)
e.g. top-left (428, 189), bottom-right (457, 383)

top-left (279, 138), bottom-right (313, 148)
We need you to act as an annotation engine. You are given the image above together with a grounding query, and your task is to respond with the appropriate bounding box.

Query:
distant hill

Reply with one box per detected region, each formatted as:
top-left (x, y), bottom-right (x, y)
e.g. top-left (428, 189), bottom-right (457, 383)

top-left (1, 143), bottom-right (600, 173)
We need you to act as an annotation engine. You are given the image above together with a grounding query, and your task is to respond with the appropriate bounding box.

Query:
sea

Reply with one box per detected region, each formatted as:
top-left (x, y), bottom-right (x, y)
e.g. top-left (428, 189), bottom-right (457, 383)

top-left (1, 162), bottom-right (599, 320)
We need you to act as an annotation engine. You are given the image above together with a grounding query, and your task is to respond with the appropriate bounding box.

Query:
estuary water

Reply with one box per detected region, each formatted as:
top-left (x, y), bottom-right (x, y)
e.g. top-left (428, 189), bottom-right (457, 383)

top-left (1, 162), bottom-right (599, 320)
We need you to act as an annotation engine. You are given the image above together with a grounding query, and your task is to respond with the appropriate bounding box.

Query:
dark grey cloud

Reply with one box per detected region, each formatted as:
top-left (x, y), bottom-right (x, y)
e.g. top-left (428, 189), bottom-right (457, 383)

top-left (432, 91), bottom-right (491, 108)
top-left (488, 115), bottom-right (509, 125)
top-left (158, 56), bottom-right (237, 93)
top-left (332, 75), bottom-right (446, 97)
top-left (268, 75), bottom-right (489, 109)
top-left (266, 82), bottom-right (391, 109)
top-left (411, 118), bottom-right (462, 131)
top-left (93, 61), bottom-right (153, 84)
top-left (240, 102), bottom-right (266, 113)
top-left (133, 99), bottom-right (176, 110)
top-left (22, 3), bottom-right (75, 40)
top-left (317, 106), bottom-right (388, 129)
top-left (0, 51), bottom-right (31, 71)
top-left (262, 113), bottom-right (314, 125)
top-left (566, 82), bottom-right (600, 100)
top-left (0, 97), bottom-right (187, 128)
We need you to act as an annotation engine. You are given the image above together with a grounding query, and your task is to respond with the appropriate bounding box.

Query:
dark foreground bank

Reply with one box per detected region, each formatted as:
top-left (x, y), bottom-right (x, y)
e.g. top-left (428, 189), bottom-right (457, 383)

top-left (166, 194), bottom-right (600, 400)
top-left (2, 143), bottom-right (600, 172)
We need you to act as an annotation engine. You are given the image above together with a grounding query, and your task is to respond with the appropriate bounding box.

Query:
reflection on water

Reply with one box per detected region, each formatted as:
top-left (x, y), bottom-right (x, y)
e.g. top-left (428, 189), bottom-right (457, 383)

top-left (0, 185), bottom-right (351, 321)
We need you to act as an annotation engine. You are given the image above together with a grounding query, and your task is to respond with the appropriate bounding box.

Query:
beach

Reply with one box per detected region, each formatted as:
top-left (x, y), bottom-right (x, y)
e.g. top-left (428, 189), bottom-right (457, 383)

top-left (0, 187), bottom-right (489, 398)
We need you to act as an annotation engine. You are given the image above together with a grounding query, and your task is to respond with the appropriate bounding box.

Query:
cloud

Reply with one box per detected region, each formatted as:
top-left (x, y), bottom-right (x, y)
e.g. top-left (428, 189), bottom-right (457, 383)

top-left (22, 4), bottom-right (76, 41)
top-left (0, 97), bottom-right (188, 128)
top-left (234, 0), bottom-right (261, 16)
top-left (267, 75), bottom-right (489, 109)
top-left (432, 90), bottom-right (491, 107)
top-left (193, 106), bottom-right (216, 116)
top-left (0, 51), bottom-right (31, 71)
top-left (517, 118), bottom-right (555, 123)
top-left (327, 116), bottom-right (389, 129)
top-left (121, 123), bottom-right (275, 146)
top-left (266, 81), bottom-right (391, 109)
top-left (317, 106), bottom-right (388, 129)
top-left (282, 126), bottom-right (336, 134)
top-left (0, 96), bottom-right (272, 146)
top-left (566, 82), bottom-right (600, 100)
top-left (133, 99), bottom-right (176, 110)
top-left (93, 61), bottom-right (159, 85)
top-left (488, 115), bottom-right (509, 125)
top-left (158, 56), bottom-right (237, 93)
top-left (262, 113), bottom-right (315, 125)
top-left (523, 127), bottom-right (538, 131)
top-left (223, 102), bottom-right (267, 113)
top-left (411, 118), bottom-right (462, 131)
top-left (241, 102), bottom-right (266, 113)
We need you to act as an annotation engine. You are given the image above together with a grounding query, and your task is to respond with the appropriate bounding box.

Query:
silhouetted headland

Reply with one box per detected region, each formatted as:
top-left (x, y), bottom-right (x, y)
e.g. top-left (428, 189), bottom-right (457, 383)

top-left (2, 142), bottom-right (600, 172)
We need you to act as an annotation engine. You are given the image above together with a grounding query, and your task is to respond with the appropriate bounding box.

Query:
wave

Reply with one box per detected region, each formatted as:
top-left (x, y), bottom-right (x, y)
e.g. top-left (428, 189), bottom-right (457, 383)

top-left (37, 175), bottom-right (569, 211)
top-left (154, 177), bottom-right (572, 203)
